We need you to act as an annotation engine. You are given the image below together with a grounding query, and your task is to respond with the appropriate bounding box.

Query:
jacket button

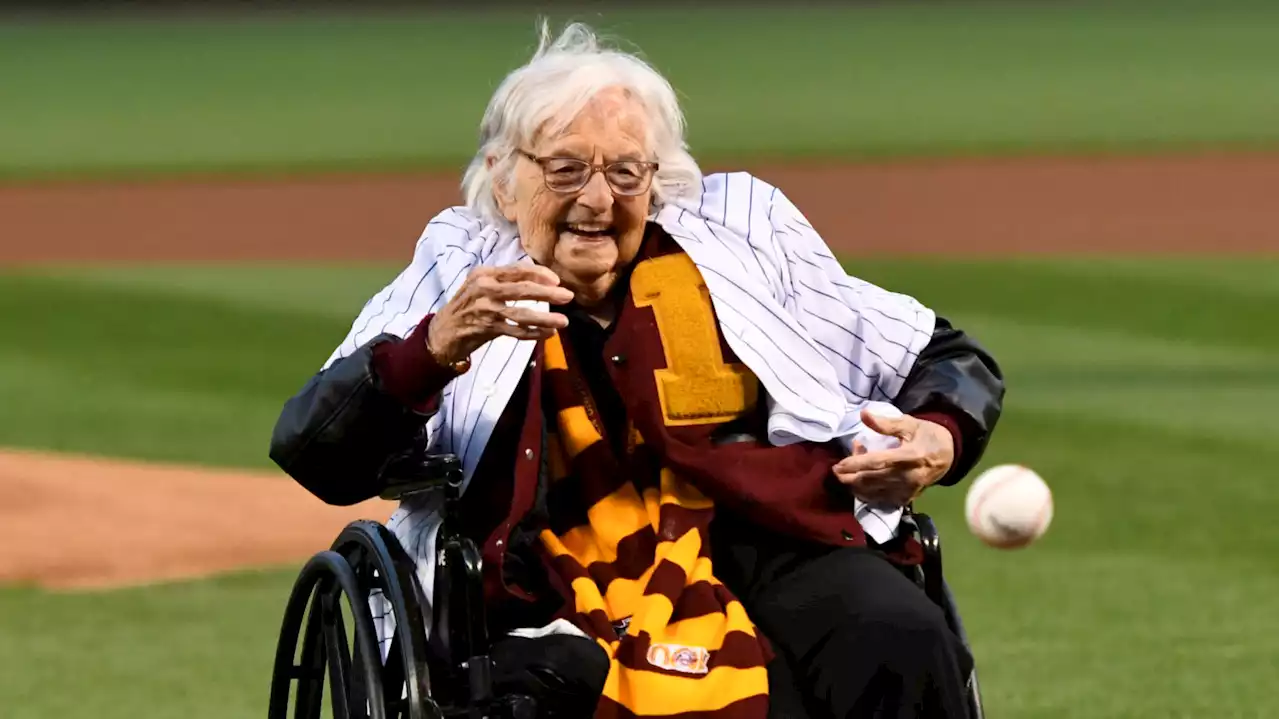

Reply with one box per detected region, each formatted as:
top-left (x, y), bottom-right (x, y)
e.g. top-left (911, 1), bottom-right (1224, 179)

top-left (524, 448), bottom-right (534, 460)
top-left (610, 354), bottom-right (626, 365)
top-left (841, 529), bottom-right (856, 541)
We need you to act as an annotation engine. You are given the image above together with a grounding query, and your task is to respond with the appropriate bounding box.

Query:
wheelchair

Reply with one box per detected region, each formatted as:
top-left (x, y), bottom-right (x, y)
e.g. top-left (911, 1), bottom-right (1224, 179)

top-left (267, 452), bottom-right (986, 719)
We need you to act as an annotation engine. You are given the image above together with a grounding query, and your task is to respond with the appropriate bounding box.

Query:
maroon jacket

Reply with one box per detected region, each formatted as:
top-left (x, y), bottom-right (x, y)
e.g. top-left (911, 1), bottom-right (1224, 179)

top-left (366, 231), bottom-right (980, 607)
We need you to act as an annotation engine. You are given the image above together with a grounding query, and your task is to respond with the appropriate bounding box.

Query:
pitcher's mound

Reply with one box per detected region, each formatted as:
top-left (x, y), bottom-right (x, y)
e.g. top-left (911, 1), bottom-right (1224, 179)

top-left (0, 448), bottom-right (396, 591)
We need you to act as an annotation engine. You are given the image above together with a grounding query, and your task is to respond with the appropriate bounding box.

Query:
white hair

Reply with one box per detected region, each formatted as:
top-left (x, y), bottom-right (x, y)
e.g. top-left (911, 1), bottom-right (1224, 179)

top-left (461, 21), bottom-right (702, 224)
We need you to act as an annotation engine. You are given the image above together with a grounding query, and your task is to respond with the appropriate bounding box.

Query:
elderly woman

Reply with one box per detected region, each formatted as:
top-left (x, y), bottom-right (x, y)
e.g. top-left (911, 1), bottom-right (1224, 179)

top-left (271, 22), bottom-right (1003, 719)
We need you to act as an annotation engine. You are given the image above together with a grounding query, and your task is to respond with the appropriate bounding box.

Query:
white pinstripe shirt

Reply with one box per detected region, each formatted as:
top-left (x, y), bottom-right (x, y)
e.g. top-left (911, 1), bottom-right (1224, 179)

top-left (327, 172), bottom-right (936, 629)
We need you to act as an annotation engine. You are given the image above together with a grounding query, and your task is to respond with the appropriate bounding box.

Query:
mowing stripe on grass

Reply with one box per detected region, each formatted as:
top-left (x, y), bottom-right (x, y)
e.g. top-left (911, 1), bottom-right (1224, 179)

top-left (0, 1), bottom-right (1274, 179)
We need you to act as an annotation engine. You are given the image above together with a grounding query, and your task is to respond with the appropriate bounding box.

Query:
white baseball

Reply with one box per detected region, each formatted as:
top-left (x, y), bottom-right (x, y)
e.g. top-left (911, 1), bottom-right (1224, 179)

top-left (964, 464), bottom-right (1053, 549)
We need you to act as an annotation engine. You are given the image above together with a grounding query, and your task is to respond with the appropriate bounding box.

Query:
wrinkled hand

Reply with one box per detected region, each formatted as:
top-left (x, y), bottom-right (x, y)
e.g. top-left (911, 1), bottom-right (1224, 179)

top-left (427, 265), bottom-right (574, 365)
top-left (832, 409), bottom-right (955, 506)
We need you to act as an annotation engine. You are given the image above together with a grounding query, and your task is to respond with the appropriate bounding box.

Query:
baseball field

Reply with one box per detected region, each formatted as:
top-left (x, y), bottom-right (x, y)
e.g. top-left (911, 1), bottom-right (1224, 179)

top-left (0, 2), bottom-right (1275, 717)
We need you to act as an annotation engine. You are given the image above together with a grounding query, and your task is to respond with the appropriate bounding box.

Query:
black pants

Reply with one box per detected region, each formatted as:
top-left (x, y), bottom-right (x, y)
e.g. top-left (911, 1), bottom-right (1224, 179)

top-left (487, 548), bottom-right (612, 719)
top-left (488, 633), bottom-right (611, 719)
top-left (709, 513), bottom-right (974, 719)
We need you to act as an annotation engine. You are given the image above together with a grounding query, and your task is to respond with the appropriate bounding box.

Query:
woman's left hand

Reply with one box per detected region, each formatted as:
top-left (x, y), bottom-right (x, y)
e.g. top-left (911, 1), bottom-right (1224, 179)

top-left (832, 409), bottom-right (955, 506)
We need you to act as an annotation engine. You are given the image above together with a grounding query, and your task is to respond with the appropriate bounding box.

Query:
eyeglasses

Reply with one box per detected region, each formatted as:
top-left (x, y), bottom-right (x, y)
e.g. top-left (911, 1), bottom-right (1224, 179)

top-left (518, 150), bottom-right (659, 196)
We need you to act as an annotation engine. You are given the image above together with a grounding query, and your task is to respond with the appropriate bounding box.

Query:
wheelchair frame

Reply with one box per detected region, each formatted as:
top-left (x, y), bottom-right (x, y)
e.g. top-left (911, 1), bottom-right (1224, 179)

top-left (267, 453), bottom-right (984, 719)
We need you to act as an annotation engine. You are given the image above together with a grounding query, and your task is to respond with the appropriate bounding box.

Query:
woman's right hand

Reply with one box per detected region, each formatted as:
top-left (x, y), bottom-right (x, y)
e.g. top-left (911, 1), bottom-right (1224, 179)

top-left (426, 265), bottom-right (575, 366)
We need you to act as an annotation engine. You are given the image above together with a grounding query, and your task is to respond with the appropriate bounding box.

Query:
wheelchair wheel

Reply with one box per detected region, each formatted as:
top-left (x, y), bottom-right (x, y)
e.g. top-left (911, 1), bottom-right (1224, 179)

top-left (268, 520), bottom-right (442, 719)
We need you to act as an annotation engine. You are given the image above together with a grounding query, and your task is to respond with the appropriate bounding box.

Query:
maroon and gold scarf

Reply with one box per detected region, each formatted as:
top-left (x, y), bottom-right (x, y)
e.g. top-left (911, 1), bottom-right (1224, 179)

top-left (537, 328), bottom-right (771, 719)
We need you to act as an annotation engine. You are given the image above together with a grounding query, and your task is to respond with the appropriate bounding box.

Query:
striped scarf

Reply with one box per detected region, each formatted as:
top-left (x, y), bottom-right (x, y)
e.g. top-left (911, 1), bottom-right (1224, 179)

top-left (537, 330), bottom-right (772, 719)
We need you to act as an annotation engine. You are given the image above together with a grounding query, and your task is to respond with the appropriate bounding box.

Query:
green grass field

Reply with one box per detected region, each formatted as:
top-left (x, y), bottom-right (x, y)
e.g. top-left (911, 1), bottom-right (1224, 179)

top-left (1, 0), bottom-right (1276, 716)
top-left (0, 0), bottom-right (1275, 179)
top-left (0, 258), bottom-right (1275, 718)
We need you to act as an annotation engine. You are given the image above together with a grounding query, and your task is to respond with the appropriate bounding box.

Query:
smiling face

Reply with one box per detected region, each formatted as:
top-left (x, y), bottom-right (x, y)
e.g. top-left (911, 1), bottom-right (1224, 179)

top-left (494, 87), bottom-right (654, 306)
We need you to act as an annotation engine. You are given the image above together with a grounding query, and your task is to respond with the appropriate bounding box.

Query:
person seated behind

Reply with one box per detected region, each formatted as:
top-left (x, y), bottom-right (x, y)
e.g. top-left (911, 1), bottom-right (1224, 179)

top-left (270, 22), bottom-right (1004, 719)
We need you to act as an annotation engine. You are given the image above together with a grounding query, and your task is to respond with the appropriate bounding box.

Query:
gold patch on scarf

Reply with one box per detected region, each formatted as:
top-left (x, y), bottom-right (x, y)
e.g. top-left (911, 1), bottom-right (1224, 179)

top-left (646, 642), bottom-right (711, 675)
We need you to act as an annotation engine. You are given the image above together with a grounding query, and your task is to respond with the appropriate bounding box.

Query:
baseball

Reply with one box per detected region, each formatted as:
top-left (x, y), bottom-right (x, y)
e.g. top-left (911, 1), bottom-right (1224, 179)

top-left (964, 464), bottom-right (1053, 549)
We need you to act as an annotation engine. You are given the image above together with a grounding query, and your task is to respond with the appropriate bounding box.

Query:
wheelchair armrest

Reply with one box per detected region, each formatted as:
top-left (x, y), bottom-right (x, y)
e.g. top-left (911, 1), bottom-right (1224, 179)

top-left (431, 522), bottom-right (494, 711)
top-left (907, 510), bottom-right (946, 614)
top-left (378, 452), bottom-right (464, 502)
top-left (907, 510), bottom-right (975, 649)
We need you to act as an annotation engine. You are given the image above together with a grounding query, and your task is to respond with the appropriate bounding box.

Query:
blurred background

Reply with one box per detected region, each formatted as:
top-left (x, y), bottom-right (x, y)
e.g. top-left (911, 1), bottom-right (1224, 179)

top-left (0, 1), bottom-right (1275, 717)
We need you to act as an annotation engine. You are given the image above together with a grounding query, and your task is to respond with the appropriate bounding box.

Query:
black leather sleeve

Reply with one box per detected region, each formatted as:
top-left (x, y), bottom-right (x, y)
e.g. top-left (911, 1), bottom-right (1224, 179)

top-left (894, 316), bottom-right (1005, 485)
top-left (268, 334), bottom-right (431, 505)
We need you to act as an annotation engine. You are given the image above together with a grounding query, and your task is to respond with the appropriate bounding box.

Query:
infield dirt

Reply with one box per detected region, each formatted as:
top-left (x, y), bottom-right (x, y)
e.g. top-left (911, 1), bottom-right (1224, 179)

top-left (0, 153), bottom-right (1272, 590)
top-left (1, 154), bottom-right (1273, 263)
